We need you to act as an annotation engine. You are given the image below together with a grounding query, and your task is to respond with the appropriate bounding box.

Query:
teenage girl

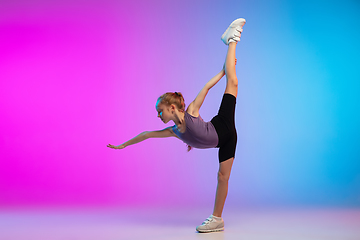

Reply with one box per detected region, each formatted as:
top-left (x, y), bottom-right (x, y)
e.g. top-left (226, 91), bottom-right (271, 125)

top-left (107, 18), bottom-right (246, 233)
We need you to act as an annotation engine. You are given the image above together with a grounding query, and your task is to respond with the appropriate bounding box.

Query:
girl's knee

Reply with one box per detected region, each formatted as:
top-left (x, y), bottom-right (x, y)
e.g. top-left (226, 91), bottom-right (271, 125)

top-left (228, 77), bottom-right (238, 87)
top-left (217, 171), bottom-right (230, 182)
top-left (217, 157), bottom-right (234, 182)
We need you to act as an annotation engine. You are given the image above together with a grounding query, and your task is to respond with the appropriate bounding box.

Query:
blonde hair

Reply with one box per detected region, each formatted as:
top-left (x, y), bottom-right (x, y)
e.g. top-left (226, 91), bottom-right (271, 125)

top-left (157, 92), bottom-right (186, 112)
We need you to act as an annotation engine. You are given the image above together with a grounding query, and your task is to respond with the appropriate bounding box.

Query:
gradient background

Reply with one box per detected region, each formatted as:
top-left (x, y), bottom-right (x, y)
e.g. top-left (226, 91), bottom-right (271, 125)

top-left (1, 0), bottom-right (359, 211)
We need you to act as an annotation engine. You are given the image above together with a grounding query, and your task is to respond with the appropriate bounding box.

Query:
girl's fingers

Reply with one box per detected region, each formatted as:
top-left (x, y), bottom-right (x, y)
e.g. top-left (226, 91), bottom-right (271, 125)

top-left (107, 144), bottom-right (123, 149)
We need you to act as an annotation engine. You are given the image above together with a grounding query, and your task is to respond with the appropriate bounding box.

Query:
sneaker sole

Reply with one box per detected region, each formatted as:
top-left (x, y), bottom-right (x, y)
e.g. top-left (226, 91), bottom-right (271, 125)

top-left (197, 227), bottom-right (224, 233)
top-left (230, 18), bottom-right (246, 28)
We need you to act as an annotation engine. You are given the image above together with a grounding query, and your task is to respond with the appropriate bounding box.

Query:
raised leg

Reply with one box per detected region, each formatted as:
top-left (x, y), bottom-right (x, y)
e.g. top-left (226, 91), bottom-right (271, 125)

top-left (212, 157), bottom-right (234, 217)
top-left (224, 42), bottom-right (238, 98)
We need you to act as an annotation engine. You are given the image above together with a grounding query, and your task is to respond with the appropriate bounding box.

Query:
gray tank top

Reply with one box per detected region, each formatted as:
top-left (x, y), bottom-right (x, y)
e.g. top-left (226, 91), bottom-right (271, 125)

top-left (172, 112), bottom-right (218, 149)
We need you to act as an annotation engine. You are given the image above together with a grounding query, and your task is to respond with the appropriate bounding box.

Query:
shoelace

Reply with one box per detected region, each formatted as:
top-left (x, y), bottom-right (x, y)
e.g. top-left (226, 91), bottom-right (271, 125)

top-left (202, 217), bottom-right (214, 225)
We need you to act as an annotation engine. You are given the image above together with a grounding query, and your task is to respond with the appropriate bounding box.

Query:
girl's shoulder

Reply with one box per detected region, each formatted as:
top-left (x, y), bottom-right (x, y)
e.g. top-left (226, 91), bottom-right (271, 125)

top-left (186, 104), bottom-right (199, 118)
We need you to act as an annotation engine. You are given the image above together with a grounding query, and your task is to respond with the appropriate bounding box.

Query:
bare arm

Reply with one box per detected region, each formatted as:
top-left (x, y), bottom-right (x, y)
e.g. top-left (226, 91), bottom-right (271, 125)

top-left (187, 69), bottom-right (225, 117)
top-left (187, 59), bottom-right (237, 117)
top-left (107, 127), bottom-right (176, 149)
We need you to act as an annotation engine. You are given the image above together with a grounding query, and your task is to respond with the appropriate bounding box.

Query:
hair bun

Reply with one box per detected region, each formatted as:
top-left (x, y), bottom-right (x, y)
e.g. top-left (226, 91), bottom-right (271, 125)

top-left (158, 92), bottom-right (186, 112)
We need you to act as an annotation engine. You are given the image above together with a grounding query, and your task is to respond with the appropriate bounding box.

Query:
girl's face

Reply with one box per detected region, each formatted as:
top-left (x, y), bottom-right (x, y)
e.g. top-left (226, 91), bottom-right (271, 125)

top-left (155, 102), bottom-right (173, 123)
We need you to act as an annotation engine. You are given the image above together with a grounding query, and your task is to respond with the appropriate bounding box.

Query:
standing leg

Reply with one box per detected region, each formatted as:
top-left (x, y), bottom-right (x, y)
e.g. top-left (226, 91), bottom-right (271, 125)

top-left (213, 157), bottom-right (234, 217)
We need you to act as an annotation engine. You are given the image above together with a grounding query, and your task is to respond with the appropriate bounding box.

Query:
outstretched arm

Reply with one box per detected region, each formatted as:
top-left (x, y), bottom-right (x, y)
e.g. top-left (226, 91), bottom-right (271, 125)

top-left (107, 127), bottom-right (175, 149)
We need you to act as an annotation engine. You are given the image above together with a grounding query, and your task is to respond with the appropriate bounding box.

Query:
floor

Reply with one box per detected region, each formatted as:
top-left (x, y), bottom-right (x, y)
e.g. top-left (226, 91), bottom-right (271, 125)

top-left (1, 206), bottom-right (359, 240)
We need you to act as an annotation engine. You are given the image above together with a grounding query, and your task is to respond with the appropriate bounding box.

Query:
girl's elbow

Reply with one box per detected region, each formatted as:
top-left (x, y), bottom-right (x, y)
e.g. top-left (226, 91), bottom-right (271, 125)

top-left (204, 83), bottom-right (212, 90)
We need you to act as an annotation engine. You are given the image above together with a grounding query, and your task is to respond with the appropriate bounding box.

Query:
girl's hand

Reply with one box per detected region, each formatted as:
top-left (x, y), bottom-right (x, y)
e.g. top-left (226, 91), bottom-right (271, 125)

top-left (187, 145), bottom-right (192, 152)
top-left (107, 144), bottom-right (125, 149)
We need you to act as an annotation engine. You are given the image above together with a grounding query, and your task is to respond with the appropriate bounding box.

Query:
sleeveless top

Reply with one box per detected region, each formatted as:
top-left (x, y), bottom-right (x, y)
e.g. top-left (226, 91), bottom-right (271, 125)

top-left (172, 112), bottom-right (218, 149)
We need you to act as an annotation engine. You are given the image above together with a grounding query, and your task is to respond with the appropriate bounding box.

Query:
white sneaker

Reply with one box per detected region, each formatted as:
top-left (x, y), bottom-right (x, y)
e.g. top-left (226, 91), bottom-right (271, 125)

top-left (221, 18), bottom-right (246, 45)
top-left (196, 215), bottom-right (224, 233)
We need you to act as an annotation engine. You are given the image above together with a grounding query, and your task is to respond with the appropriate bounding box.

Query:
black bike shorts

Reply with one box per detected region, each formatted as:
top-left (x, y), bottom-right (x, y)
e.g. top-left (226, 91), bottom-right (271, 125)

top-left (210, 93), bottom-right (237, 163)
